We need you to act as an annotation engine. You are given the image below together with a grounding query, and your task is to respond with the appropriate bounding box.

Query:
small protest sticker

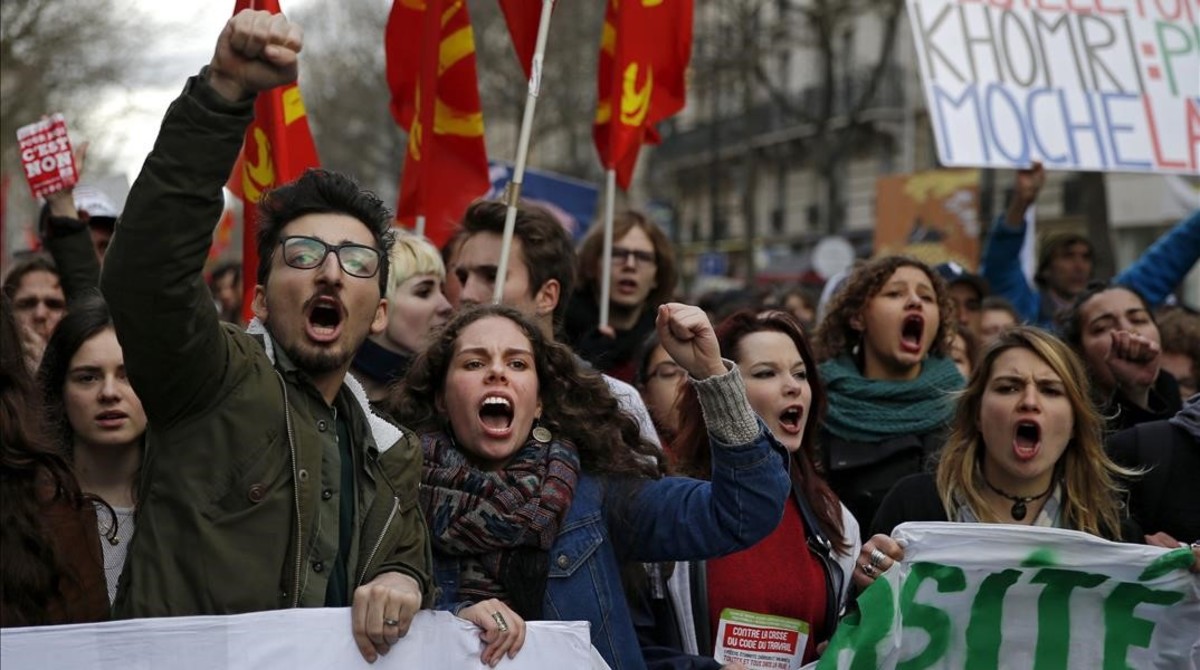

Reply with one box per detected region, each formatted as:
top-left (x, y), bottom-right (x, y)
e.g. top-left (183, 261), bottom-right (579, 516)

top-left (714, 608), bottom-right (809, 670)
top-left (16, 114), bottom-right (77, 198)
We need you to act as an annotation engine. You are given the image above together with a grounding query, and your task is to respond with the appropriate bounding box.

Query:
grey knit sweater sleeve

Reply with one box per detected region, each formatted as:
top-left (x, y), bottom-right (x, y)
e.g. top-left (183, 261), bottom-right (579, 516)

top-left (691, 359), bottom-right (761, 446)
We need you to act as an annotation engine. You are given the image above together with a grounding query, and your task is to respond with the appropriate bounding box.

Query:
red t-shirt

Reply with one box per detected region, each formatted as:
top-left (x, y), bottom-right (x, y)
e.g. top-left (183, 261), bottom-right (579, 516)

top-left (706, 499), bottom-right (828, 664)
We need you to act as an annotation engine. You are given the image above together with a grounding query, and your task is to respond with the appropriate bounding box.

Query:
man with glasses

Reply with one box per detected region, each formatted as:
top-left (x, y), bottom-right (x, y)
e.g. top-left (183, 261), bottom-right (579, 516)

top-left (567, 211), bottom-right (678, 384)
top-left (98, 11), bottom-right (430, 664)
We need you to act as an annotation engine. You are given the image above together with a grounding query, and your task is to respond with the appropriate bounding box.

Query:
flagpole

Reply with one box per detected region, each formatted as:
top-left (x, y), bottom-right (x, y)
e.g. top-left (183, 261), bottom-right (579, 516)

top-left (494, 0), bottom-right (555, 304)
top-left (415, 215), bottom-right (426, 238)
top-left (599, 169), bottom-right (616, 328)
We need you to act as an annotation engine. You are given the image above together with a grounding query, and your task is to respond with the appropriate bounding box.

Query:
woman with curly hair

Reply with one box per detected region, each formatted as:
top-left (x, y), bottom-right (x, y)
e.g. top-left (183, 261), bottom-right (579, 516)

top-left (659, 309), bottom-right (859, 666)
top-left (855, 327), bottom-right (1139, 590)
top-left (813, 256), bottom-right (963, 539)
top-left (38, 294), bottom-right (146, 605)
top-left (391, 303), bottom-right (790, 669)
top-left (1, 296), bottom-right (108, 626)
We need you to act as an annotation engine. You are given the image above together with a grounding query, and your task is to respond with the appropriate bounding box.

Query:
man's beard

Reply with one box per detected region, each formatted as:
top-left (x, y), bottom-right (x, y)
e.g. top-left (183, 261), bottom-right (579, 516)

top-left (267, 317), bottom-right (355, 375)
top-left (287, 343), bottom-right (351, 375)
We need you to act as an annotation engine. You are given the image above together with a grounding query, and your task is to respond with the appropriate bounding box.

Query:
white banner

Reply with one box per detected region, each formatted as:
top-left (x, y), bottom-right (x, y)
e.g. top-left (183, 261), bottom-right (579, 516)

top-left (908, 0), bottom-right (1200, 174)
top-left (0, 608), bottom-right (607, 670)
top-left (817, 522), bottom-right (1200, 669)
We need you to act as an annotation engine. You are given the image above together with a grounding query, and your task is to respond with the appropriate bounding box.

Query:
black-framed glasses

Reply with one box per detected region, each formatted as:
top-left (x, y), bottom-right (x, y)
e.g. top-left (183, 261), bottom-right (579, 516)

top-left (611, 246), bottom-right (656, 266)
top-left (280, 235), bottom-right (382, 279)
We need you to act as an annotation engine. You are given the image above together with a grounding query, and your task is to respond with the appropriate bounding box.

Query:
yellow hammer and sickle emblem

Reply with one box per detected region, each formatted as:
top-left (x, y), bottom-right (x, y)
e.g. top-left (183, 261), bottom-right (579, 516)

top-left (243, 127), bottom-right (276, 204)
top-left (620, 62), bottom-right (652, 126)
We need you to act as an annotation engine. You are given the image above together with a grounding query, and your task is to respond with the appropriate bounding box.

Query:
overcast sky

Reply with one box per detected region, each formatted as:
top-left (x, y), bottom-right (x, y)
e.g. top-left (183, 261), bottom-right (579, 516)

top-left (93, 1), bottom-right (314, 184)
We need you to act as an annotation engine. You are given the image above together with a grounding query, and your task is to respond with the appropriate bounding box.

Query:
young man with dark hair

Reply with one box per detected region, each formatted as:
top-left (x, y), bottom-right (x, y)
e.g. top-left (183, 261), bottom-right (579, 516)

top-left (449, 200), bottom-right (662, 448)
top-left (934, 261), bottom-right (989, 341)
top-left (567, 211), bottom-right (679, 383)
top-left (452, 200), bottom-right (576, 328)
top-left (2, 255), bottom-right (66, 369)
top-left (98, 11), bottom-right (430, 663)
top-left (981, 162), bottom-right (1200, 330)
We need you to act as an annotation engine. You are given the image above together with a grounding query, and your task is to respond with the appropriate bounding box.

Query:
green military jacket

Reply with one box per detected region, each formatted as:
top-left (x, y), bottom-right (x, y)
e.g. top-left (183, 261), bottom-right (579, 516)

top-left (101, 73), bottom-right (432, 617)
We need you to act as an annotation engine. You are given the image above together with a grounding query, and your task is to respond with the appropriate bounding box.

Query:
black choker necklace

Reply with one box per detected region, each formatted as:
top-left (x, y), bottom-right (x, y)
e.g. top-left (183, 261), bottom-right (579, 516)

top-left (983, 476), bottom-right (1054, 521)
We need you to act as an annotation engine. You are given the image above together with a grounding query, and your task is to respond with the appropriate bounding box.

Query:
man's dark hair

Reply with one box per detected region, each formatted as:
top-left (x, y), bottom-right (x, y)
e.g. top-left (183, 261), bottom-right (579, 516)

top-left (1035, 232), bottom-right (1093, 288)
top-left (255, 169), bottom-right (394, 293)
top-left (460, 200), bottom-right (576, 326)
top-left (2, 255), bottom-right (59, 300)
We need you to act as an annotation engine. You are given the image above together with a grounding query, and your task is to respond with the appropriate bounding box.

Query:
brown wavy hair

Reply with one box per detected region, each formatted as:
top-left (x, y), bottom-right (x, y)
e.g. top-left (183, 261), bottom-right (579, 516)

top-left (391, 304), bottom-right (664, 479)
top-left (935, 327), bottom-right (1133, 538)
top-left (1, 296), bottom-right (93, 625)
top-left (577, 210), bottom-right (678, 308)
top-left (814, 255), bottom-right (955, 363)
top-left (671, 310), bottom-right (850, 553)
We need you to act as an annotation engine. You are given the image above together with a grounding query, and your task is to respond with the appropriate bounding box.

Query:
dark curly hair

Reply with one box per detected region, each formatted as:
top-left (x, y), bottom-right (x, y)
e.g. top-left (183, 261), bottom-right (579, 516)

top-left (813, 255), bottom-right (955, 364)
top-left (391, 304), bottom-right (664, 479)
top-left (671, 310), bottom-right (850, 553)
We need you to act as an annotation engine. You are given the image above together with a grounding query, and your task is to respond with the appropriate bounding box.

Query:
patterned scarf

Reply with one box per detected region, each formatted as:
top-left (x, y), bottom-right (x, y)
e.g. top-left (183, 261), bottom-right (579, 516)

top-left (819, 354), bottom-right (963, 442)
top-left (420, 431), bottom-right (580, 619)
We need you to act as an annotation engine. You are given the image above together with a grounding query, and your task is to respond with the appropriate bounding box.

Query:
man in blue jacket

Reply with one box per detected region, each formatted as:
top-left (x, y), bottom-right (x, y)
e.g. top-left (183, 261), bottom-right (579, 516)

top-left (981, 162), bottom-right (1200, 330)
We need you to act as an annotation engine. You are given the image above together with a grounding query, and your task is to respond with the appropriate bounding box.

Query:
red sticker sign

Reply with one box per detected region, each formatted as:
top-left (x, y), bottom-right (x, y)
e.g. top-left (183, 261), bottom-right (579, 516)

top-left (16, 114), bottom-right (77, 199)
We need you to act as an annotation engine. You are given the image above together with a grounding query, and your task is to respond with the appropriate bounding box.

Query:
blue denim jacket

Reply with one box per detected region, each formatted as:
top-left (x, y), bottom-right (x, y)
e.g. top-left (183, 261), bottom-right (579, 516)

top-left (434, 421), bottom-right (790, 670)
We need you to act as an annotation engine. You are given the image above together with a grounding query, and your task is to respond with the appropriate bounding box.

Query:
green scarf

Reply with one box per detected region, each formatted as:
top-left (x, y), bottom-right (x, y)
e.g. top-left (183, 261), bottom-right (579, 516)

top-left (819, 354), bottom-right (963, 443)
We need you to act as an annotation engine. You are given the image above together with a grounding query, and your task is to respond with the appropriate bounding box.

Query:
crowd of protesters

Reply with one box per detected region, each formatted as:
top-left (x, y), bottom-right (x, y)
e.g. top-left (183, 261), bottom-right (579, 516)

top-left (2, 10), bottom-right (1199, 670)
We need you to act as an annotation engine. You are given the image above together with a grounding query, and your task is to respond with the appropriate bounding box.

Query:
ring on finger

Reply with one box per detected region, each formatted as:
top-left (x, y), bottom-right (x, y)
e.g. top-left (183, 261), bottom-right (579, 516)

top-left (860, 562), bottom-right (877, 577)
top-left (383, 618), bottom-right (400, 627)
top-left (869, 547), bottom-right (889, 569)
top-left (491, 611), bottom-right (509, 632)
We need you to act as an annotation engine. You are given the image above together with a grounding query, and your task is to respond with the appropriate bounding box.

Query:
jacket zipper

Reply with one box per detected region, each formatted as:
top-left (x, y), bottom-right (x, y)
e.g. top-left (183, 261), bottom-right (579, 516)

top-left (276, 371), bottom-right (302, 608)
top-left (359, 495), bottom-right (400, 585)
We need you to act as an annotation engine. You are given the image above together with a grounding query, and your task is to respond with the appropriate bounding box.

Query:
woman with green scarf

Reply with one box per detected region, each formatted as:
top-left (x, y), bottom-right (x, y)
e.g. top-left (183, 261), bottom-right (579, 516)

top-left (813, 256), bottom-right (964, 540)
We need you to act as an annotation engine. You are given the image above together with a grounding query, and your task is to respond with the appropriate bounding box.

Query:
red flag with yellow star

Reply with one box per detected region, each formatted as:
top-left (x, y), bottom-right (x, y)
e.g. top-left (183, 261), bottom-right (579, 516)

top-left (228, 0), bottom-right (321, 322)
top-left (386, 0), bottom-right (490, 247)
top-left (593, 0), bottom-right (693, 190)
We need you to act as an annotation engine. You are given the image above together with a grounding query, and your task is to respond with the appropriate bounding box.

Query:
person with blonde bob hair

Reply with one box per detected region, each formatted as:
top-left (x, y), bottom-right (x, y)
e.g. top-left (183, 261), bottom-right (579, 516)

top-left (853, 326), bottom-right (1137, 590)
top-left (350, 230), bottom-right (452, 402)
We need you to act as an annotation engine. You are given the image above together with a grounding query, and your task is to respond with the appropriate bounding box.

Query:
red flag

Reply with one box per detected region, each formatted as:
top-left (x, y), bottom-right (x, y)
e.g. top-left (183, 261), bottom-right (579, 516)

top-left (228, 0), bottom-right (321, 322)
top-left (497, 0), bottom-right (544, 79)
top-left (593, 0), bottom-right (693, 190)
top-left (386, 0), bottom-right (490, 247)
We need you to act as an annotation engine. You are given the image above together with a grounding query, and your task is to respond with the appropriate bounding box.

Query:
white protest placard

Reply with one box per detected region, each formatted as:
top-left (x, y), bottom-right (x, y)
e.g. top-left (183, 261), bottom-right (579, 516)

top-left (0, 608), bottom-right (608, 670)
top-left (817, 522), bottom-right (1200, 669)
top-left (908, 0), bottom-right (1200, 174)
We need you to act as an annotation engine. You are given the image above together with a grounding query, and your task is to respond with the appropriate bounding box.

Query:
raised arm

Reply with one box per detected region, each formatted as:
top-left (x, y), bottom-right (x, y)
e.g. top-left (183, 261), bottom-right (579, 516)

top-left (1114, 210), bottom-right (1200, 307)
top-left (613, 304), bottom-right (789, 561)
top-left (980, 163), bottom-right (1045, 324)
top-left (41, 144), bottom-right (101, 301)
top-left (98, 10), bottom-right (302, 424)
